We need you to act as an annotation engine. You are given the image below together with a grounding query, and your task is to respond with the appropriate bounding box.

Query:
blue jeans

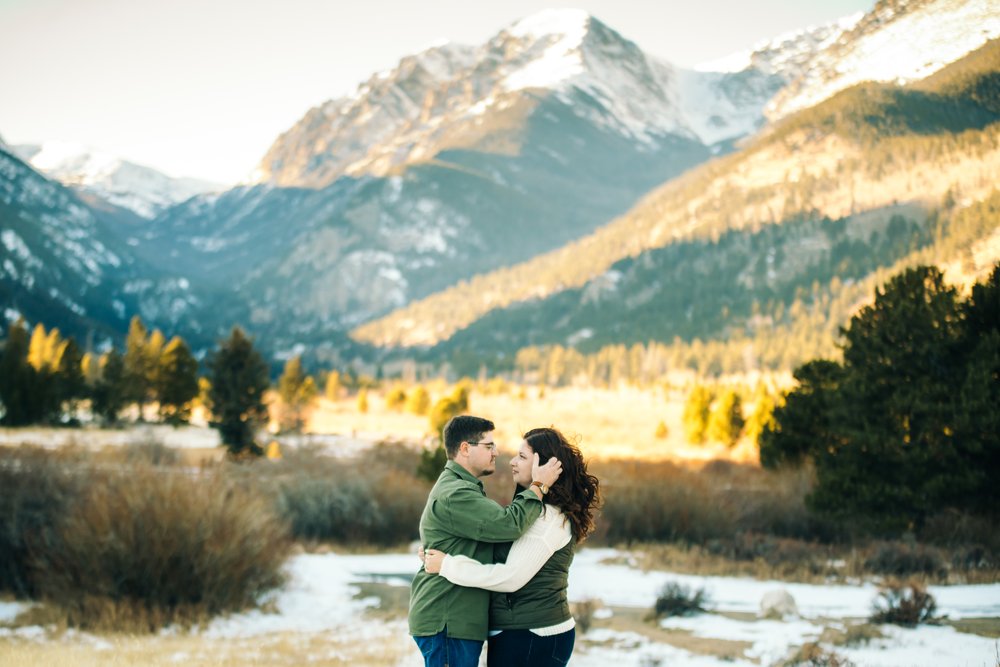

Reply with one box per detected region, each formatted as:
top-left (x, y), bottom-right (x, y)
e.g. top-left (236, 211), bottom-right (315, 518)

top-left (487, 627), bottom-right (575, 666)
top-left (413, 629), bottom-right (484, 667)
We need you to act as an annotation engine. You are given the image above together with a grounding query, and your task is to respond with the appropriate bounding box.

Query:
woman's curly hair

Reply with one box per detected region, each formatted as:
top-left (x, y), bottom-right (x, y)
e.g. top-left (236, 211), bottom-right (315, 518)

top-left (524, 427), bottom-right (601, 543)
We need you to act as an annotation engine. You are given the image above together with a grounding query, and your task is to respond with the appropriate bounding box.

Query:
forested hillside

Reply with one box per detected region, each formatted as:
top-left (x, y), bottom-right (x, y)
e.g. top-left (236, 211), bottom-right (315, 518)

top-left (354, 40), bottom-right (1000, 377)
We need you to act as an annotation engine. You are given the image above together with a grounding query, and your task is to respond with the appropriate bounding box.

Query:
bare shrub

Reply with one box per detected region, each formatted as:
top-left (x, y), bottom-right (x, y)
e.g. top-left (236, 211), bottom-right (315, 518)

top-left (118, 439), bottom-right (181, 466)
top-left (781, 642), bottom-right (856, 667)
top-left (596, 460), bottom-right (733, 544)
top-left (863, 541), bottom-right (947, 579)
top-left (837, 623), bottom-right (883, 648)
top-left (252, 442), bottom-right (430, 546)
top-left (594, 459), bottom-right (837, 547)
top-left (0, 446), bottom-right (89, 596)
top-left (650, 581), bottom-right (708, 619)
top-left (31, 466), bottom-right (290, 631)
top-left (869, 579), bottom-right (943, 627)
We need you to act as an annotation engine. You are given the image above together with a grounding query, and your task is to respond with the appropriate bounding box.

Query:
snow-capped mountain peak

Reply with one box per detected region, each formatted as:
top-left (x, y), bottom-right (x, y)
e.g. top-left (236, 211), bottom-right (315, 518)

top-left (12, 142), bottom-right (224, 219)
top-left (765, 0), bottom-right (1000, 119)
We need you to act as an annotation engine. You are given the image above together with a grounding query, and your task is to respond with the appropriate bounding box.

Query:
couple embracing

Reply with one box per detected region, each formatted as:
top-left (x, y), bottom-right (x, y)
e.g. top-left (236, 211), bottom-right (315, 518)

top-left (409, 415), bottom-right (601, 666)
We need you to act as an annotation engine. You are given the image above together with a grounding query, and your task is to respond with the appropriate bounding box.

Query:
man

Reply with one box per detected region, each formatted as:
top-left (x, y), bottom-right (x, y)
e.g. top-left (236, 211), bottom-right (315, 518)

top-left (409, 415), bottom-right (562, 667)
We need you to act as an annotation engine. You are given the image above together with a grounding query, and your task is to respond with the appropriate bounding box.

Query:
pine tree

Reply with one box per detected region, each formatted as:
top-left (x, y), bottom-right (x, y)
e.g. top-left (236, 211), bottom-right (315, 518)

top-left (417, 445), bottom-right (448, 483)
top-left (0, 320), bottom-right (37, 425)
top-left (123, 316), bottom-right (153, 420)
top-left (92, 349), bottom-right (128, 425)
top-left (53, 337), bottom-right (85, 423)
top-left (207, 327), bottom-right (270, 457)
top-left (156, 337), bottom-right (199, 425)
top-left (276, 355), bottom-right (317, 432)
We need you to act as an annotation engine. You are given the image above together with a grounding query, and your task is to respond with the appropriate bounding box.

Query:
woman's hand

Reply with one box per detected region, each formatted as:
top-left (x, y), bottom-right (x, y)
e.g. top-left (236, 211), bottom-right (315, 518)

top-left (424, 548), bottom-right (446, 574)
top-left (531, 452), bottom-right (562, 488)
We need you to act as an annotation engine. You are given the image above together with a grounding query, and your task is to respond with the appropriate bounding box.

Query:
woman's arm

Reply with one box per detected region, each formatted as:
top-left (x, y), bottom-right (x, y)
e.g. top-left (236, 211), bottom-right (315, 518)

top-left (424, 506), bottom-right (571, 593)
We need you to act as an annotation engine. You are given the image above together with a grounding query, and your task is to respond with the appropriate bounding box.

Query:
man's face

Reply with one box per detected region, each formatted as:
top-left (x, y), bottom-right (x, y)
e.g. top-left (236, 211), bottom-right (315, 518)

top-left (464, 431), bottom-right (497, 478)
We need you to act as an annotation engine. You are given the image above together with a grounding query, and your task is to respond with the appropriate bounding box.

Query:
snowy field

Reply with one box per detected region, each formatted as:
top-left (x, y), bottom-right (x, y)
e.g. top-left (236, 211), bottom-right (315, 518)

top-left (1, 548), bottom-right (998, 666)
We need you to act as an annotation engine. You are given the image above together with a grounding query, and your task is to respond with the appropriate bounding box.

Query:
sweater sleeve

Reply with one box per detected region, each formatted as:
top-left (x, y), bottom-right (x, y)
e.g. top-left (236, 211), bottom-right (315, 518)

top-left (438, 506), bottom-right (572, 593)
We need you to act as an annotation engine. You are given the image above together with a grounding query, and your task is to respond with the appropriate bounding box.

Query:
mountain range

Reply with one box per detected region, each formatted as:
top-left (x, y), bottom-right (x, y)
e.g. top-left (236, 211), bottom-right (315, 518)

top-left (2, 0), bottom-right (998, 374)
top-left (10, 142), bottom-right (222, 219)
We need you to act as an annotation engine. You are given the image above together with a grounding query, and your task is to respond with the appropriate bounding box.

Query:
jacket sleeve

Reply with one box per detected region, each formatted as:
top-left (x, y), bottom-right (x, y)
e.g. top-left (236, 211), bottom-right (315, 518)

top-left (435, 485), bottom-right (543, 543)
top-left (439, 507), bottom-right (572, 592)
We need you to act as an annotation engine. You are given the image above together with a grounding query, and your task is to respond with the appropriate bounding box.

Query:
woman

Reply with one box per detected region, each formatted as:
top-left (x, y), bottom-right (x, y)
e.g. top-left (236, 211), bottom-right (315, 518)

top-left (424, 427), bottom-right (600, 666)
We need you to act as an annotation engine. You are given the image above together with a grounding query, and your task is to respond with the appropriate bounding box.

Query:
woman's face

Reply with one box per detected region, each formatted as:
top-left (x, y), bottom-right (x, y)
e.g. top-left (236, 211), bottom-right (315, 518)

top-left (510, 440), bottom-right (534, 487)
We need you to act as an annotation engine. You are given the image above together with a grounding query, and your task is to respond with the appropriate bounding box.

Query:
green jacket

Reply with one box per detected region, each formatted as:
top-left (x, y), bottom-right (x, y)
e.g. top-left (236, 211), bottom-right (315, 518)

top-left (409, 460), bottom-right (543, 641)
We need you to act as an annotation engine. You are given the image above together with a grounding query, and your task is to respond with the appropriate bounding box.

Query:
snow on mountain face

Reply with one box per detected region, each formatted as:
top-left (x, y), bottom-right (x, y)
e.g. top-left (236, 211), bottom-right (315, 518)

top-left (12, 142), bottom-right (223, 219)
top-left (0, 149), bottom-right (121, 304)
top-left (766, 0), bottom-right (1000, 119)
top-left (255, 10), bottom-right (734, 187)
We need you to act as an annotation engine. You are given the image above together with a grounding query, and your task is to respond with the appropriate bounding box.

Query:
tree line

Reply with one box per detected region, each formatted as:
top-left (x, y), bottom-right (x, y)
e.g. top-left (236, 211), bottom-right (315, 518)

top-left (0, 317), bottom-right (312, 458)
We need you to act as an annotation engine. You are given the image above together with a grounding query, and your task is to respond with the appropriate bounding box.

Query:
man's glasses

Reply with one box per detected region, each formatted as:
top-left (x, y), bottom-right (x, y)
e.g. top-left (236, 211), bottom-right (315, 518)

top-left (467, 440), bottom-right (497, 451)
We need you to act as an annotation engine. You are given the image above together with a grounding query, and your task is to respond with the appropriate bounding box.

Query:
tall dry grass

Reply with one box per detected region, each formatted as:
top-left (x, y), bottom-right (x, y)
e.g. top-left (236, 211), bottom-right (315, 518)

top-left (31, 465), bottom-right (290, 631)
top-left (592, 458), bottom-right (829, 545)
top-left (0, 445), bottom-right (89, 596)
top-left (235, 442), bottom-right (433, 547)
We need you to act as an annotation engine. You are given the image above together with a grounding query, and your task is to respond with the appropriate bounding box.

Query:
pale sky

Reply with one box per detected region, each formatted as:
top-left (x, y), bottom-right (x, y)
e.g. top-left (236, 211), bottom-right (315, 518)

top-left (0, 0), bottom-right (873, 184)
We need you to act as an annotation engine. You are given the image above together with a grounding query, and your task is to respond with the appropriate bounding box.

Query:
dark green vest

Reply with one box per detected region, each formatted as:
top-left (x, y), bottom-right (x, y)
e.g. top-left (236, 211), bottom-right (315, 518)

top-left (488, 531), bottom-right (575, 629)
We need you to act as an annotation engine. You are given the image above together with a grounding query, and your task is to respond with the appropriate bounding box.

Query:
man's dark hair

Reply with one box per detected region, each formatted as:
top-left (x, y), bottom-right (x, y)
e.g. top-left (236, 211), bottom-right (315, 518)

top-left (443, 415), bottom-right (494, 459)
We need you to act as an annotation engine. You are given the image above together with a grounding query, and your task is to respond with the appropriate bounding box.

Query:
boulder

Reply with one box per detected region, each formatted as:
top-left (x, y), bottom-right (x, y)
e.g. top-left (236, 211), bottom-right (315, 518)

top-left (759, 589), bottom-right (798, 619)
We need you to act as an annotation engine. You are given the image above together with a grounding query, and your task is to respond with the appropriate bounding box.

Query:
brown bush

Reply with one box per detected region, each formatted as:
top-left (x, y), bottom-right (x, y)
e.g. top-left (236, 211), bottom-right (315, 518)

top-left (0, 446), bottom-right (90, 596)
top-left (31, 465), bottom-right (290, 631)
top-left (650, 581), bottom-right (708, 618)
top-left (247, 442), bottom-right (431, 546)
top-left (869, 579), bottom-right (942, 627)
top-left (863, 541), bottom-right (947, 579)
top-left (781, 643), bottom-right (856, 667)
top-left (593, 459), bottom-right (833, 545)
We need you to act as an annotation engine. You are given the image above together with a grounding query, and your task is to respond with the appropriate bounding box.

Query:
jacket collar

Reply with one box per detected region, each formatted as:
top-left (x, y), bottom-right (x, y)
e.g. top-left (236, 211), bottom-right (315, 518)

top-left (445, 459), bottom-right (483, 489)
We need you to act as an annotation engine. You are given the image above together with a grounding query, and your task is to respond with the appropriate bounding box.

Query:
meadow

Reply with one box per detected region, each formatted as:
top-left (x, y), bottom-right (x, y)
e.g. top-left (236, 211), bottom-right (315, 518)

top-left (1, 383), bottom-right (998, 666)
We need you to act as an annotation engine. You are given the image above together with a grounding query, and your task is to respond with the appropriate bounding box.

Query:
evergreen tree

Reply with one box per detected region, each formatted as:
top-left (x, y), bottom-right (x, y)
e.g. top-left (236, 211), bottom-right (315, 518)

top-left (818, 266), bottom-right (965, 529)
top-left (417, 445), bottom-right (448, 483)
top-left (954, 264), bottom-right (1000, 516)
top-left (761, 265), bottom-right (997, 532)
top-left (123, 316), bottom-right (153, 419)
top-left (0, 321), bottom-right (36, 425)
top-left (92, 349), bottom-right (128, 425)
top-left (276, 355), bottom-right (317, 432)
top-left (156, 337), bottom-right (199, 425)
top-left (53, 337), bottom-right (85, 422)
top-left (206, 327), bottom-right (270, 457)
top-left (682, 385), bottom-right (713, 444)
top-left (707, 388), bottom-right (744, 446)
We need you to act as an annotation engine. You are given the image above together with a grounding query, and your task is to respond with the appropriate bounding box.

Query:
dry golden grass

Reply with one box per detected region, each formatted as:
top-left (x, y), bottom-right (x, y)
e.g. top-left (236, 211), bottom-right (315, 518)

top-left (0, 627), bottom-right (414, 666)
top-left (305, 383), bottom-right (768, 464)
